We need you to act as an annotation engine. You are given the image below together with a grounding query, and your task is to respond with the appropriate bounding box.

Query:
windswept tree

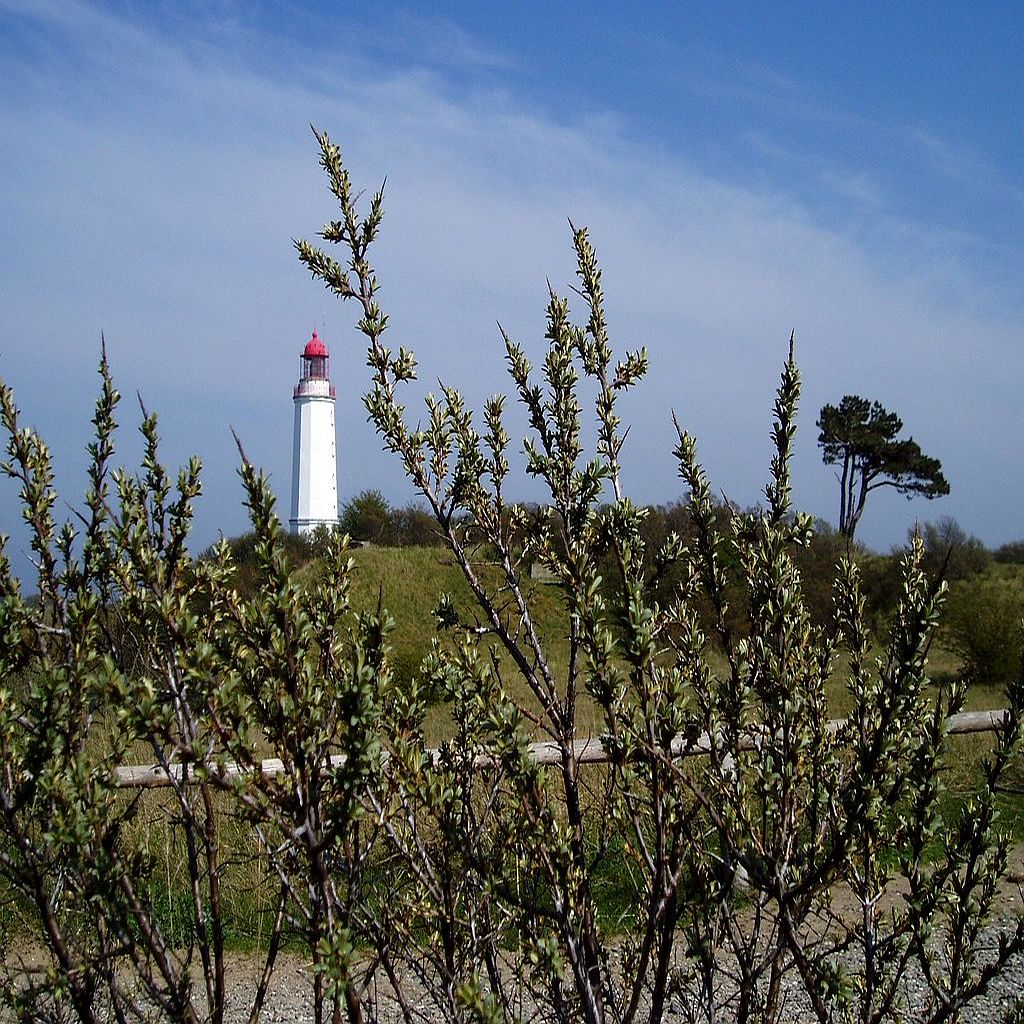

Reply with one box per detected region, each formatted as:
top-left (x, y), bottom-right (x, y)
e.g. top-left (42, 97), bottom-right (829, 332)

top-left (817, 394), bottom-right (949, 541)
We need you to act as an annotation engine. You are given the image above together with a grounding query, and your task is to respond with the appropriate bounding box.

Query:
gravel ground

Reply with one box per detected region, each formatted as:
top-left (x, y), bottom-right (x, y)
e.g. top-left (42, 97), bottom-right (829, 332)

top-left (7, 894), bottom-right (1024, 1022)
top-left (6, 939), bottom-right (1024, 1023)
top-left (200, 920), bottom-right (1024, 1024)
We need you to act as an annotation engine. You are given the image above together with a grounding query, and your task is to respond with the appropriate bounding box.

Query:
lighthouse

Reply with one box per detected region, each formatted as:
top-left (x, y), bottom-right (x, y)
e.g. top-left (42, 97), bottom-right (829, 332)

top-left (289, 330), bottom-right (339, 535)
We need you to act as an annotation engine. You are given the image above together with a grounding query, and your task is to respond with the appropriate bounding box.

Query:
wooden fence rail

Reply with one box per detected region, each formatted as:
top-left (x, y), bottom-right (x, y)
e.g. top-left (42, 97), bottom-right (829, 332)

top-left (113, 708), bottom-right (1011, 790)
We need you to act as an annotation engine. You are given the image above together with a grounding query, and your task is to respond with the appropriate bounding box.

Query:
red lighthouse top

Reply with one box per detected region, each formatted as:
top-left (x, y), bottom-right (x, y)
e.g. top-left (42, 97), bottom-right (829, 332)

top-left (295, 330), bottom-right (336, 398)
top-left (303, 331), bottom-right (328, 358)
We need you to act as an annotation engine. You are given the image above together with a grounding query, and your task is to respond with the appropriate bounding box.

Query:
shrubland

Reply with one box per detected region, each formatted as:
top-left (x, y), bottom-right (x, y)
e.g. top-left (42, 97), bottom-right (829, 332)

top-left (943, 575), bottom-right (1024, 688)
top-left (1, 131), bottom-right (1024, 1024)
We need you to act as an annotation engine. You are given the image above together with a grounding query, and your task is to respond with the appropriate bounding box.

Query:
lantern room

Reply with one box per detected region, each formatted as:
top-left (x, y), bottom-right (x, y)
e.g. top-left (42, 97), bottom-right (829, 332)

top-left (301, 330), bottom-right (329, 380)
top-left (294, 330), bottom-right (336, 399)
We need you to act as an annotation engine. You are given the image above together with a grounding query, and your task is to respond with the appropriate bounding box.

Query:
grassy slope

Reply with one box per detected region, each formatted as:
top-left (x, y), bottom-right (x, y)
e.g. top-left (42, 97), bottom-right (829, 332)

top-left (330, 545), bottom-right (1018, 743)
top-left (339, 543), bottom-right (1023, 692)
top-left (342, 544), bottom-right (588, 738)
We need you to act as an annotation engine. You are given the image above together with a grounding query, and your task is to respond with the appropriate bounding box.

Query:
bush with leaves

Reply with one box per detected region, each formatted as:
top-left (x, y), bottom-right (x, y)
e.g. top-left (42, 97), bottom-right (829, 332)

top-left (3, 131), bottom-right (1024, 1024)
top-left (943, 576), bottom-right (1024, 686)
top-left (0, 358), bottom-right (403, 1024)
top-left (340, 489), bottom-right (396, 545)
top-left (196, 528), bottom-right (319, 598)
top-left (995, 540), bottom-right (1024, 565)
top-left (339, 489), bottom-right (442, 547)
top-left (294, 129), bottom-right (1024, 1023)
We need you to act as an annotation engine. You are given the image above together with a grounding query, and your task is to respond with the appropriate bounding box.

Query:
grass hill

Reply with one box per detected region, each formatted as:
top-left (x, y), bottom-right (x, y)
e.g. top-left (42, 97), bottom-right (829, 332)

top-left (222, 530), bottom-right (1023, 734)
top-left (301, 543), bottom-right (583, 738)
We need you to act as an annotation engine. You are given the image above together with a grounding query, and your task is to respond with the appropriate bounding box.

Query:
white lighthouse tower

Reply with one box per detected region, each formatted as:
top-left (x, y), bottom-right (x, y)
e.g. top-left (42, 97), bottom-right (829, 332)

top-left (289, 330), bottom-right (339, 535)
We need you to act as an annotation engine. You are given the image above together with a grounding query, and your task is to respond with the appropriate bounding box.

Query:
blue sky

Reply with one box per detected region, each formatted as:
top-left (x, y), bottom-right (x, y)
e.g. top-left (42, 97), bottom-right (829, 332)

top-left (2, 1), bottom-right (1023, 584)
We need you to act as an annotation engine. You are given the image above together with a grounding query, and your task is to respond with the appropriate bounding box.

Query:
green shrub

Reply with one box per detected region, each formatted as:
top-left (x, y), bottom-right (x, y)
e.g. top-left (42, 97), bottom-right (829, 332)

top-left (294, 128), bottom-right (1024, 1024)
top-left (944, 576), bottom-right (1024, 684)
top-left (339, 487), bottom-right (395, 543)
top-left (996, 540), bottom-right (1024, 564)
top-left (340, 489), bottom-right (444, 547)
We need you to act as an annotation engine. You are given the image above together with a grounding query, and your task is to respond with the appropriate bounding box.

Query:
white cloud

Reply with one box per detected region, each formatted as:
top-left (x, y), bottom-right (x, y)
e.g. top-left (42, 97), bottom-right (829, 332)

top-left (1, 1), bottom-right (1022, 585)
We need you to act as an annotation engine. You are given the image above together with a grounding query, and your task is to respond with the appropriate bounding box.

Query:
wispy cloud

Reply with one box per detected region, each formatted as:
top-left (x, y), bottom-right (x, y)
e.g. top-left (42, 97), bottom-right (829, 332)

top-left (912, 126), bottom-right (1024, 212)
top-left (819, 170), bottom-right (885, 209)
top-left (1, 1), bottom-right (1021, 585)
top-left (381, 9), bottom-right (521, 75)
top-left (692, 50), bottom-right (882, 135)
